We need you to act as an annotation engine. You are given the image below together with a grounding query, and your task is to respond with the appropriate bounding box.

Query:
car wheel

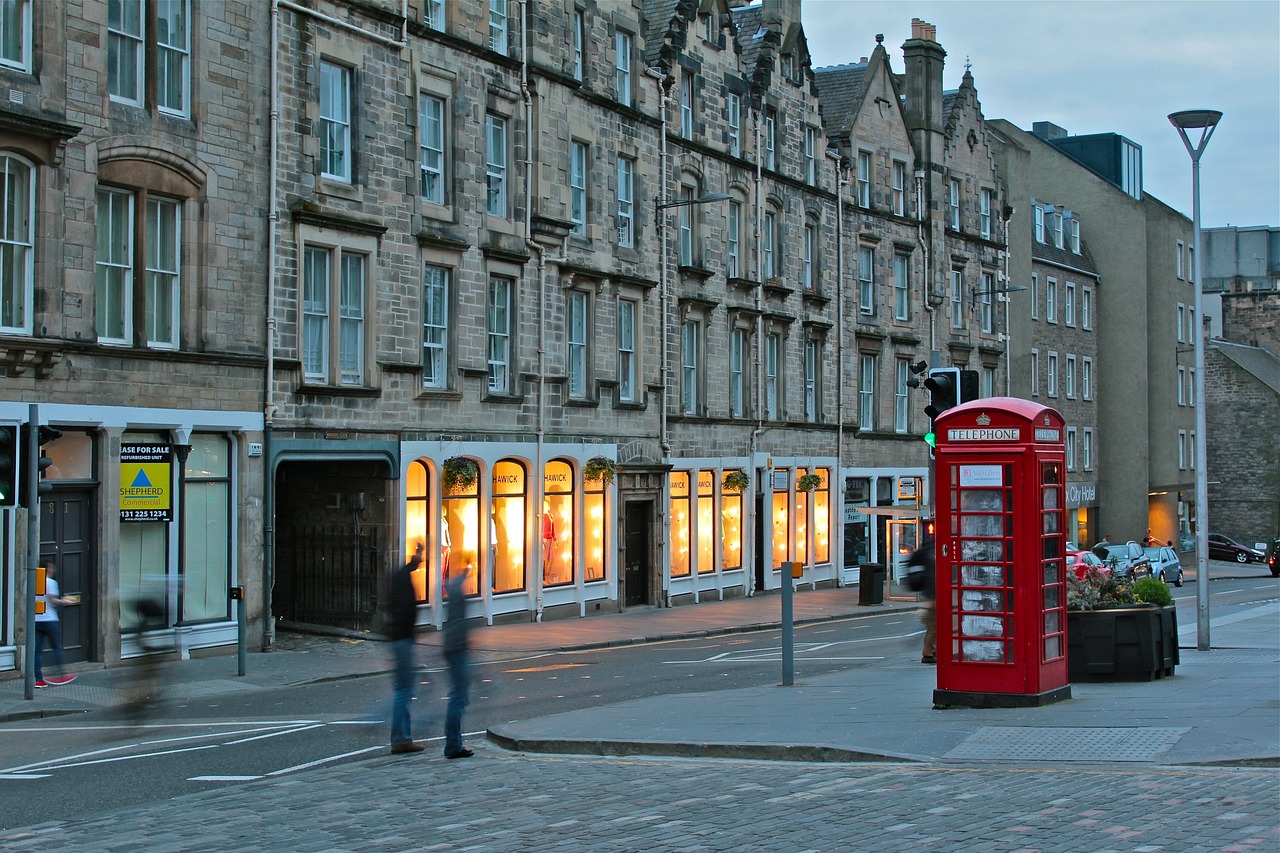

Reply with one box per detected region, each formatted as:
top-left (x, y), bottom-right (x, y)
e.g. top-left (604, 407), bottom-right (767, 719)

top-left (1174, 572), bottom-right (1184, 587)
top-left (1235, 551), bottom-right (1248, 563)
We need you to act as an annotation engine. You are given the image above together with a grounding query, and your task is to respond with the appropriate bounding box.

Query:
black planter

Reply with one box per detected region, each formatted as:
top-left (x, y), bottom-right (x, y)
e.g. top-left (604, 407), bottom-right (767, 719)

top-left (1067, 606), bottom-right (1179, 682)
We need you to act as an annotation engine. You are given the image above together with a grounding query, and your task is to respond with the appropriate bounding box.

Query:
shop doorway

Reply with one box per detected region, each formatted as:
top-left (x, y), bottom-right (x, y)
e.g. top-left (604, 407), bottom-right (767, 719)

top-left (623, 501), bottom-right (652, 607)
top-left (39, 490), bottom-right (94, 663)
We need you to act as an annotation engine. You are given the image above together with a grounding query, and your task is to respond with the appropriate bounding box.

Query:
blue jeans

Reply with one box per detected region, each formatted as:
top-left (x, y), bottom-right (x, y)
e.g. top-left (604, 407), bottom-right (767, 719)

top-left (390, 638), bottom-right (415, 745)
top-left (444, 649), bottom-right (470, 755)
top-left (34, 620), bottom-right (62, 681)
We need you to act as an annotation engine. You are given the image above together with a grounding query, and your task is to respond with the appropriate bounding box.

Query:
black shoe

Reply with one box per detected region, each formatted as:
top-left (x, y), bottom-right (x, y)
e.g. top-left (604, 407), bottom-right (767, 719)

top-left (445, 748), bottom-right (474, 760)
top-left (921, 655), bottom-right (937, 665)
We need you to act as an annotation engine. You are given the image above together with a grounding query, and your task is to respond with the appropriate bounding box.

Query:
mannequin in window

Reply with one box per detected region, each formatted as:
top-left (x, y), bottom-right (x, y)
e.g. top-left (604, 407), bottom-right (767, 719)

top-left (440, 508), bottom-right (452, 577)
top-left (542, 499), bottom-right (556, 581)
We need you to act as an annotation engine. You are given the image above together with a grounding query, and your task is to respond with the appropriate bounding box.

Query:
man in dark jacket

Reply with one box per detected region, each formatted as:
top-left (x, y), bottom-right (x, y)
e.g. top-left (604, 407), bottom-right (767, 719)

top-left (906, 534), bottom-right (937, 664)
top-left (388, 543), bottom-right (424, 754)
top-left (442, 568), bottom-right (474, 759)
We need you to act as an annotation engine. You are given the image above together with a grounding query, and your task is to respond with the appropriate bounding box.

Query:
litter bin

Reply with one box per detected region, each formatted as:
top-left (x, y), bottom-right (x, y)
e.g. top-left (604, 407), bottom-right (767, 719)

top-left (859, 563), bottom-right (886, 605)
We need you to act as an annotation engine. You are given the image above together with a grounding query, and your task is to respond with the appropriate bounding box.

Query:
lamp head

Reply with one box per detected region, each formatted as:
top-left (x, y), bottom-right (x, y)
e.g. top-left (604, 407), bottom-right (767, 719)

top-left (1168, 109), bottom-right (1222, 130)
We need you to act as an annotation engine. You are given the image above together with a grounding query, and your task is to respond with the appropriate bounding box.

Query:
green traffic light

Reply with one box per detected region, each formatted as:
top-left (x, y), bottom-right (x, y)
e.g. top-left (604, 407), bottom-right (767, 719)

top-left (924, 431), bottom-right (937, 448)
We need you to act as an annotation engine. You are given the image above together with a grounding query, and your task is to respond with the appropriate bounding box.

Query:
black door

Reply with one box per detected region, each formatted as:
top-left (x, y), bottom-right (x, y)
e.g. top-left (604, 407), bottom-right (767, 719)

top-left (624, 501), bottom-right (651, 607)
top-left (40, 490), bottom-right (94, 663)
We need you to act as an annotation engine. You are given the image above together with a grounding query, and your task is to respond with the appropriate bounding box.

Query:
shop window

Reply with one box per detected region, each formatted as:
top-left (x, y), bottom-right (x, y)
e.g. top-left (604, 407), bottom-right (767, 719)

top-left (584, 465), bottom-right (607, 582)
top-left (812, 468), bottom-right (830, 563)
top-left (443, 458), bottom-right (480, 597)
top-left (670, 471), bottom-right (691, 577)
top-left (542, 460), bottom-right (574, 586)
top-left (405, 460), bottom-right (431, 602)
top-left (697, 469), bottom-right (716, 574)
top-left (491, 460), bottom-right (526, 594)
top-left (182, 434), bottom-right (231, 621)
top-left (721, 471), bottom-right (743, 570)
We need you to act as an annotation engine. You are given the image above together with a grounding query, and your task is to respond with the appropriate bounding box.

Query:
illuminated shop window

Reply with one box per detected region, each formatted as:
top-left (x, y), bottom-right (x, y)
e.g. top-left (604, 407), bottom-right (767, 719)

top-left (443, 458), bottom-right (480, 597)
top-left (543, 460), bottom-right (575, 586)
top-left (795, 478), bottom-right (809, 566)
top-left (697, 470), bottom-right (716, 574)
top-left (721, 471), bottom-right (743, 570)
top-left (812, 468), bottom-right (830, 563)
top-left (670, 471), bottom-right (691, 577)
top-left (772, 474), bottom-right (789, 569)
top-left (584, 466), bottom-right (607, 582)
top-left (491, 460), bottom-right (526, 594)
top-left (405, 460), bottom-right (430, 602)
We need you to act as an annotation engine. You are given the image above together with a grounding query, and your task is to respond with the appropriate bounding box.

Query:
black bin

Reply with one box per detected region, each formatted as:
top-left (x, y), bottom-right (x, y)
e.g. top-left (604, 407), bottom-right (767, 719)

top-left (858, 563), bottom-right (886, 605)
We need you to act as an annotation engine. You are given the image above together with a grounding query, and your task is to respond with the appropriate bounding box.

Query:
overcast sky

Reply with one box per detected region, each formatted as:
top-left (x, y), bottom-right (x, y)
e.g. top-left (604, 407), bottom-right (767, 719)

top-left (800, 0), bottom-right (1280, 228)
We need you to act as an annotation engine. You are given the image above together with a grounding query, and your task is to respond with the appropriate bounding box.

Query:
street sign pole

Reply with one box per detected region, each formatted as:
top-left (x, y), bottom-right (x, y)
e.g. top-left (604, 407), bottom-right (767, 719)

top-left (23, 405), bottom-right (38, 700)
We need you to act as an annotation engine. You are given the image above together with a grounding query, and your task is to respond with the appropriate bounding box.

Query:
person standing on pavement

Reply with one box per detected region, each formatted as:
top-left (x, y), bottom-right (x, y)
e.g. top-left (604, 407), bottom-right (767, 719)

top-left (443, 566), bottom-right (474, 759)
top-left (905, 534), bottom-right (936, 665)
top-left (388, 543), bottom-right (425, 755)
top-left (34, 558), bottom-right (77, 688)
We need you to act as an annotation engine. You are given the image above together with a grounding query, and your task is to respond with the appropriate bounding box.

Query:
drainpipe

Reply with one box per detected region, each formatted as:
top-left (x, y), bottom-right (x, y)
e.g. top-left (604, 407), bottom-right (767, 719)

top-left (746, 107), bottom-right (766, 598)
top-left (831, 151), bottom-right (847, 583)
top-left (915, 166), bottom-right (936, 354)
top-left (647, 66), bottom-right (673, 607)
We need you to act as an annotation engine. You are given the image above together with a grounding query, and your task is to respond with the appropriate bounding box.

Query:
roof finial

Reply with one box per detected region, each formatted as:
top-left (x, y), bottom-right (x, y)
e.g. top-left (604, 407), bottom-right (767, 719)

top-left (875, 33), bottom-right (883, 45)
top-left (965, 55), bottom-right (972, 74)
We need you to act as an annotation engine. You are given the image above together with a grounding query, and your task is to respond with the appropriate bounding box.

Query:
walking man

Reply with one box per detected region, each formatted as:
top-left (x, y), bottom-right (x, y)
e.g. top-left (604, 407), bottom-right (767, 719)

top-left (905, 534), bottom-right (936, 665)
top-left (443, 567), bottom-right (474, 759)
top-left (34, 558), bottom-right (77, 688)
top-left (388, 543), bottom-right (424, 755)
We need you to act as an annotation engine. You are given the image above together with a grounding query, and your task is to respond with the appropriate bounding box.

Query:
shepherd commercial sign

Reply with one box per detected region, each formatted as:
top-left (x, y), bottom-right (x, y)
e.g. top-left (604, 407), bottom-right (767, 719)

top-left (120, 444), bottom-right (173, 521)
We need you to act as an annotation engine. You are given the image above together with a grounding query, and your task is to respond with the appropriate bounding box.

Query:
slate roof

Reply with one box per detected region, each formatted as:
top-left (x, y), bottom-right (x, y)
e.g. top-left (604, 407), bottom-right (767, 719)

top-left (730, 4), bottom-right (767, 71)
top-left (1031, 237), bottom-right (1100, 277)
top-left (811, 62), bottom-right (867, 141)
top-left (642, 0), bottom-right (686, 68)
top-left (1211, 340), bottom-right (1280, 394)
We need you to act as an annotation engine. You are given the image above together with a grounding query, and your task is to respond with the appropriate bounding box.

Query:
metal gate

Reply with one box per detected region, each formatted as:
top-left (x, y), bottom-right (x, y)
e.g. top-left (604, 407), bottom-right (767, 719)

top-left (281, 524), bottom-right (383, 631)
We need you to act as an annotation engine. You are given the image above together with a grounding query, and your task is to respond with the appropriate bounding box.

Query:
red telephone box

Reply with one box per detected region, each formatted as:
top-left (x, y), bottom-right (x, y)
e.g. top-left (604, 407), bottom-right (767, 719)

top-left (932, 397), bottom-right (1071, 708)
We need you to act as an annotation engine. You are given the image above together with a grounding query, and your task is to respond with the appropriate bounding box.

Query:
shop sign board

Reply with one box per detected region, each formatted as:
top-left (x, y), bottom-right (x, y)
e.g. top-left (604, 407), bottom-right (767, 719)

top-left (120, 444), bottom-right (173, 521)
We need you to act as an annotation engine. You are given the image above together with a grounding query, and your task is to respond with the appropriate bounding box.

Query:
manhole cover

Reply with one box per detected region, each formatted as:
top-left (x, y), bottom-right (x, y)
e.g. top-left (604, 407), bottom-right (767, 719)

top-left (944, 726), bottom-right (1188, 762)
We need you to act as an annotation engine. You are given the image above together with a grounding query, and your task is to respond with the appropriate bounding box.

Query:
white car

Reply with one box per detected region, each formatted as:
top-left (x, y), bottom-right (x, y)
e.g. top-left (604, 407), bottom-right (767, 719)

top-left (1143, 546), bottom-right (1184, 587)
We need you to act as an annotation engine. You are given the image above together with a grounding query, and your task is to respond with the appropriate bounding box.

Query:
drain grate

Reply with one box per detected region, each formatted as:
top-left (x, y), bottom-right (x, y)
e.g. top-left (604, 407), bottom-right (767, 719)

top-left (944, 726), bottom-right (1189, 762)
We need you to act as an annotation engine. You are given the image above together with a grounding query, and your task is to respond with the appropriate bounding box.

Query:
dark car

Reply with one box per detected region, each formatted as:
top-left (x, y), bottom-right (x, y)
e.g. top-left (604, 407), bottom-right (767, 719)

top-left (1207, 533), bottom-right (1266, 564)
top-left (1267, 539), bottom-right (1279, 578)
top-left (1100, 541), bottom-right (1153, 579)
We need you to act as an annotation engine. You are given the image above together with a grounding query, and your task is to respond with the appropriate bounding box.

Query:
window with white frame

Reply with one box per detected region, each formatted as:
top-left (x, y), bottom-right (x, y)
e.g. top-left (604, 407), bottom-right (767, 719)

top-left (948, 178), bottom-right (960, 230)
top-left (803, 223), bottom-right (816, 291)
top-left (980, 189), bottom-right (993, 239)
top-left (0, 0), bottom-right (32, 72)
top-left (727, 201), bottom-right (741, 277)
top-left (1189, 430), bottom-right (1196, 468)
top-left (1177, 365), bottom-right (1186, 405)
top-left (1070, 217), bottom-right (1080, 253)
top-left (572, 10), bottom-right (584, 81)
top-left (1188, 368), bottom-right (1195, 406)
top-left (1052, 210), bottom-right (1064, 248)
top-left (570, 141), bottom-right (587, 235)
top-left (1030, 272), bottom-right (1039, 319)
top-left (567, 289), bottom-right (589, 398)
top-left (893, 253), bottom-right (909, 320)
top-left (681, 318), bottom-right (700, 414)
top-left (680, 71), bottom-right (694, 138)
top-left (1082, 357), bottom-right (1092, 400)
top-left (487, 275), bottom-right (513, 393)
top-left (488, 0), bottom-right (508, 54)
top-left (1082, 428), bottom-right (1093, 470)
top-left (617, 297), bottom-right (636, 402)
top-left (856, 151), bottom-right (870, 207)
top-left (0, 152), bottom-right (34, 335)
top-left (979, 271), bottom-right (994, 333)
top-left (1177, 430), bottom-right (1187, 469)
top-left (1176, 240), bottom-right (1184, 279)
top-left (1065, 427), bottom-right (1077, 470)
top-left (764, 332), bottom-right (779, 419)
top-left (1030, 348), bottom-right (1039, 396)
top-left (726, 92), bottom-right (741, 157)
top-left (1064, 281), bottom-right (1076, 326)
top-left (950, 269), bottom-right (964, 329)
top-left (424, 0), bottom-right (444, 30)
top-left (764, 109), bottom-right (776, 170)
top-left (858, 246), bottom-right (874, 315)
top-left (703, 10), bottom-right (717, 42)
top-left (729, 327), bottom-right (746, 417)
top-left (1176, 303), bottom-right (1185, 341)
top-left (1187, 245), bottom-right (1195, 283)
top-left (762, 210), bottom-right (776, 279)
top-left (894, 357), bottom-right (910, 433)
top-left (892, 161), bottom-right (906, 216)
top-left (96, 187), bottom-right (183, 349)
top-left (302, 244), bottom-right (366, 385)
top-left (616, 157), bottom-right (633, 247)
top-left (1082, 285), bottom-right (1092, 329)
top-left (678, 186), bottom-right (693, 266)
top-left (1046, 351), bottom-right (1058, 397)
top-left (1065, 355), bottom-right (1076, 398)
top-left (1046, 277), bottom-right (1057, 323)
top-left (156, 0), bottom-right (190, 115)
top-left (419, 94), bottom-right (446, 204)
top-left (614, 30), bottom-right (632, 106)
top-left (982, 366), bottom-right (995, 398)
top-left (858, 354), bottom-right (876, 431)
top-left (108, 0), bottom-right (144, 105)
top-left (319, 60), bottom-right (352, 182)
top-left (804, 339), bottom-right (821, 422)
top-left (485, 113), bottom-right (507, 216)
top-left (422, 264), bottom-right (450, 389)
top-left (1034, 205), bottom-right (1044, 243)
top-left (803, 127), bottom-right (816, 184)
top-left (1187, 306), bottom-right (1196, 345)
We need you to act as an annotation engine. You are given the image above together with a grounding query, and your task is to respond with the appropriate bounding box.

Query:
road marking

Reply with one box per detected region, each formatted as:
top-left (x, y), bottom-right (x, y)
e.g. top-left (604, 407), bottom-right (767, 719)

top-left (189, 775), bottom-right (262, 782)
top-left (225, 723), bottom-right (325, 745)
top-left (664, 632), bottom-right (920, 664)
top-left (0, 773), bottom-right (49, 779)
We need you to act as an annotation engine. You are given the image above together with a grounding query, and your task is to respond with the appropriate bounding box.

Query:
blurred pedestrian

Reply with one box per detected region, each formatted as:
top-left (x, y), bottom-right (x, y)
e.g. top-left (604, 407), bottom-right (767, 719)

top-left (34, 558), bottom-right (77, 688)
top-left (388, 543), bottom-right (425, 755)
top-left (443, 566), bottom-right (474, 759)
top-left (905, 534), bottom-right (936, 665)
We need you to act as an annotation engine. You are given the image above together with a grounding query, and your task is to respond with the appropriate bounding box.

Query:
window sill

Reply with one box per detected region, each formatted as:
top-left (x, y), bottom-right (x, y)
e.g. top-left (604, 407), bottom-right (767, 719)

top-left (297, 383), bottom-right (382, 398)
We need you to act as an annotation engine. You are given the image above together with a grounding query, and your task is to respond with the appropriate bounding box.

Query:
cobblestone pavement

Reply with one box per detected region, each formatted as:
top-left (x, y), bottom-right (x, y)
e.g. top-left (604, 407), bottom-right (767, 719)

top-left (3, 747), bottom-right (1276, 852)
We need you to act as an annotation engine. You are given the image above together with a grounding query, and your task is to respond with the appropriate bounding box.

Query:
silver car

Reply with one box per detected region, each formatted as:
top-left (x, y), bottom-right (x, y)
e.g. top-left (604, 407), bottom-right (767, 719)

top-left (1143, 546), bottom-right (1184, 587)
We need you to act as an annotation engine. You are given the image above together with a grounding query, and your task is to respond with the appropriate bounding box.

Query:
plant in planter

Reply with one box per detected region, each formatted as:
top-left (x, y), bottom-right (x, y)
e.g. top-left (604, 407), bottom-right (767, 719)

top-left (1066, 566), bottom-right (1178, 682)
top-left (583, 456), bottom-right (616, 485)
top-left (722, 470), bottom-right (750, 493)
top-left (442, 456), bottom-right (479, 494)
top-left (796, 472), bottom-right (822, 492)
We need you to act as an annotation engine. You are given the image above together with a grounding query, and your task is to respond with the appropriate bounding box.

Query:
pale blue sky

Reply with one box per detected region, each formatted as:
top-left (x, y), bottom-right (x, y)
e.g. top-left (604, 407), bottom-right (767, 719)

top-left (801, 0), bottom-right (1280, 227)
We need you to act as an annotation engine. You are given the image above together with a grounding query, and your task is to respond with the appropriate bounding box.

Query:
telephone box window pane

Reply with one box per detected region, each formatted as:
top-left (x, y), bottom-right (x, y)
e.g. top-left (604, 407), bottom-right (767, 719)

top-left (670, 471), bottom-right (690, 578)
top-left (961, 565), bottom-right (1005, 587)
top-left (1044, 636), bottom-right (1061, 659)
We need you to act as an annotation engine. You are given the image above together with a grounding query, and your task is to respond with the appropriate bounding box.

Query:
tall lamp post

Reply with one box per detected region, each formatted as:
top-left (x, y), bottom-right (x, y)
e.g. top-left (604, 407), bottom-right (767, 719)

top-left (1168, 108), bottom-right (1221, 651)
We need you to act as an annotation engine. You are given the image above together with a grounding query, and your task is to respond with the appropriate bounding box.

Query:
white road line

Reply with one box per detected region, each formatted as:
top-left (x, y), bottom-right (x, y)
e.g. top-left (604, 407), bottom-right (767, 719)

top-left (265, 743), bottom-right (394, 776)
top-left (30, 743), bottom-right (221, 772)
top-left (0, 773), bottom-right (49, 779)
top-left (224, 723), bottom-right (324, 745)
top-left (0, 720), bottom-right (320, 733)
top-left (663, 631), bottom-right (922, 664)
top-left (189, 775), bottom-right (263, 782)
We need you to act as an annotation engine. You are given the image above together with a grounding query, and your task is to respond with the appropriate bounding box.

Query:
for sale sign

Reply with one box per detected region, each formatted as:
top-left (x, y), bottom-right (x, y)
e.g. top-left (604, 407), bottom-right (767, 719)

top-left (120, 444), bottom-right (172, 521)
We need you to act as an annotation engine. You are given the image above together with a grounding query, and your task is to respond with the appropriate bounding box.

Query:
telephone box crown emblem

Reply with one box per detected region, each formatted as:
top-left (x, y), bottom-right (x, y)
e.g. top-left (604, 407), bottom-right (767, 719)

top-left (976, 413), bottom-right (991, 426)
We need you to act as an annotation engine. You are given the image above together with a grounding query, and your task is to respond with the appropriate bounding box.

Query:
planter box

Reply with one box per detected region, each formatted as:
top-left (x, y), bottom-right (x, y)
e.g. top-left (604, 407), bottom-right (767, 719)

top-left (1067, 606), bottom-right (1179, 682)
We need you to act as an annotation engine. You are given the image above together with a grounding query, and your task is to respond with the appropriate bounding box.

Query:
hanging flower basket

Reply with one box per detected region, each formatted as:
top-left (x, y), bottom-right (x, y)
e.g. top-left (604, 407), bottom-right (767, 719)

top-left (442, 456), bottom-right (479, 494)
top-left (796, 473), bottom-right (822, 492)
top-left (722, 470), bottom-right (750, 493)
top-left (584, 456), bottom-right (616, 485)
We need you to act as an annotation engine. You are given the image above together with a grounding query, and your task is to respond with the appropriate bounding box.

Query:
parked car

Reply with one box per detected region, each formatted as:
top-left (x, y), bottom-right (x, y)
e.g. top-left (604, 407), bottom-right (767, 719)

top-left (1267, 538), bottom-right (1279, 578)
top-left (1143, 546), bottom-right (1184, 586)
top-left (1099, 541), bottom-right (1153, 578)
top-left (1068, 550), bottom-right (1109, 580)
top-left (1207, 533), bottom-right (1266, 564)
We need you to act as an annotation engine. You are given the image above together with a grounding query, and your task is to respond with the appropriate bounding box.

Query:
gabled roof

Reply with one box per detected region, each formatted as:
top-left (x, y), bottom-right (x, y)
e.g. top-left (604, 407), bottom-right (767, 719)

top-left (1210, 340), bottom-right (1280, 394)
top-left (730, 4), bottom-right (770, 80)
top-left (811, 62), bottom-right (867, 139)
top-left (642, 0), bottom-right (689, 68)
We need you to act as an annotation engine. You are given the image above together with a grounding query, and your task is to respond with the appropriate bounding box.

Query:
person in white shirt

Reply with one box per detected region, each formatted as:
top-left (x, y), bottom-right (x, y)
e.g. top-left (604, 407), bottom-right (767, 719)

top-left (34, 558), bottom-right (77, 687)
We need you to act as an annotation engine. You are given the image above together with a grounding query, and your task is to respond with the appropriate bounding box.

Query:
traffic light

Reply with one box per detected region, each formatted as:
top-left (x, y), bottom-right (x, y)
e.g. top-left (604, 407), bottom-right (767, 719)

top-left (959, 369), bottom-right (980, 405)
top-left (0, 424), bottom-right (17, 507)
top-left (923, 367), bottom-right (960, 454)
top-left (19, 424), bottom-right (61, 507)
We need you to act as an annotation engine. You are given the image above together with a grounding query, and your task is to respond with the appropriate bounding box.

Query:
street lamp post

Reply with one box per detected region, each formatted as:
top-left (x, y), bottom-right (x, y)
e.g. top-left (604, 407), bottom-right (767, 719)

top-left (1168, 108), bottom-right (1221, 652)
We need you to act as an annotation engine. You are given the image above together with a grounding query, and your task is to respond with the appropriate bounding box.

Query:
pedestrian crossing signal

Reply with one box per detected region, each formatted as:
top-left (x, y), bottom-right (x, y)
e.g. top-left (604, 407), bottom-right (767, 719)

top-left (0, 424), bottom-right (17, 508)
